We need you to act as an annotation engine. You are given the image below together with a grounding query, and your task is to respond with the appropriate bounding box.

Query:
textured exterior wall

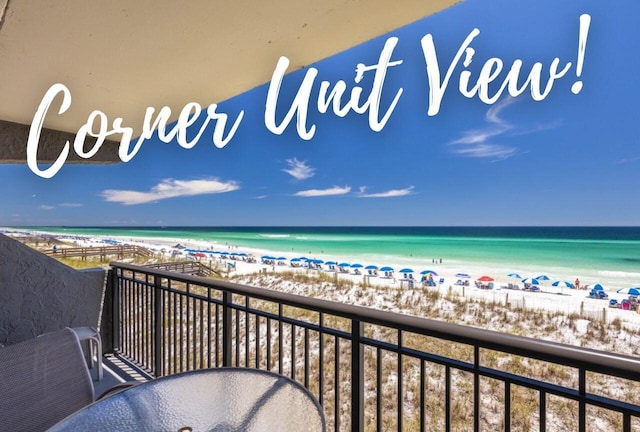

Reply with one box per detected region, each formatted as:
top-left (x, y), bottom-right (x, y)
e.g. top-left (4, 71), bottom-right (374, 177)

top-left (0, 234), bottom-right (105, 346)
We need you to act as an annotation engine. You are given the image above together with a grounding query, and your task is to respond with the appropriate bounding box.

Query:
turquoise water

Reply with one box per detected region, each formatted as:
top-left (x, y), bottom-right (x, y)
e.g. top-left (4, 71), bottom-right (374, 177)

top-left (14, 226), bottom-right (640, 289)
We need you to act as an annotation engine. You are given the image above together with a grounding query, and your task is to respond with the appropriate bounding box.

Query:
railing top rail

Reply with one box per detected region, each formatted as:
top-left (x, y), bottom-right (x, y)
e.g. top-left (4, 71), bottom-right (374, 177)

top-left (110, 261), bottom-right (640, 380)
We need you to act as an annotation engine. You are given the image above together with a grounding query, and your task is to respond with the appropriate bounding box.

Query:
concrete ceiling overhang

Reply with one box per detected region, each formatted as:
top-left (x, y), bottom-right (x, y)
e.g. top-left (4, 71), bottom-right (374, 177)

top-left (0, 0), bottom-right (460, 163)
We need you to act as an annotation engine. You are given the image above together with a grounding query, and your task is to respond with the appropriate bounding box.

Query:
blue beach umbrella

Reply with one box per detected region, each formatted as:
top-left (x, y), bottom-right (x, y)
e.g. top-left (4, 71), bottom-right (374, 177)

top-left (617, 287), bottom-right (640, 296)
top-left (365, 265), bottom-right (379, 270)
top-left (552, 280), bottom-right (573, 288)
top-left (380, 266), bottom-right (394, 272)
top-left (507, 273), bottom-right (522, 279)
top-left (521, 278), bottom-right (540, 285)
top-left (350, 263), bottom-right (363, 268)
top-left (399, 268), bottom-right (414, 274)
top-left (536, 275), bottom-right (551, 281)
top-left (589, 283), bottom-right (605, 291)
top-left (455, 273), bottom-right (471, 279)
top-left (421, 270), bottom-right (438, 276)
top-left (290, 258), bottom-right (301, 262)
top-left (338, 262), bottom-right (351, 267)
top-left (325, 261), bottom-right (337, 266)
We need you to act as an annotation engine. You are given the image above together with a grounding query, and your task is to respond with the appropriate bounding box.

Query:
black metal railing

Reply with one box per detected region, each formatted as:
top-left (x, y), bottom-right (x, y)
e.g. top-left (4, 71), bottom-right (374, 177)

top-left (109, 262), bottom-right (640, 432)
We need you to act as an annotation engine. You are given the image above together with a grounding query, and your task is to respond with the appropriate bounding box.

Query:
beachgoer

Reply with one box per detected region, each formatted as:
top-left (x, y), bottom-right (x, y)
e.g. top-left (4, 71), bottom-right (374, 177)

top-left (575, 278), bottom-right (580, 290)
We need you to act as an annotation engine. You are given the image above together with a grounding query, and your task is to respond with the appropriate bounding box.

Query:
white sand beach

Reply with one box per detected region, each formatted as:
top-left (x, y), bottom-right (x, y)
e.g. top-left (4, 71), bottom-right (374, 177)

top-left (10, 228), bottom-right (640, 331)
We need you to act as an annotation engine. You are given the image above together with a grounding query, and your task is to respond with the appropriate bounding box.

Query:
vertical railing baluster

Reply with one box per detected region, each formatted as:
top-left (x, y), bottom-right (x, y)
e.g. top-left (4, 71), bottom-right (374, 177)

top-left (398, 329), bottom-right (403, 432)
top-left (222, 291), bottom-right (232, 367)
top-left (304, 327), bottom-right (310, 388)
top-left (278, 304), bottom-right (283, 375)
top-left (291, 324), bottom-right (296, 380)
top-left (539, 391), bottom-right (546, 432)
top-left (245, 297), bottom-right (250, 367)
top-left (153, 275), bottom-right (162, 377)
top-left (111, 269), bottom-right (120, 353)
top-left (579, 368), bottom-right (586, 432)
top-left (420, 359), bottom-right (425, 432)
top-left (319, 313), bottom-right (324, 405)
top-left (377, 347), bottom-right (382, 432)
top-left (267, 317), bottom-right (272, 371)
top-left (474, 346), bottom-right (480, 432)
top-left (352, 319), bottom-right (364, 432)
top-left (235, 308), bottom-right (240, 367)
top-left (335, 336), bottom-right (340, 432)
top-left (505, 381), bottom-right (511, 431)
top-left (445, 366), bottom-right (451, 432)
top-left (256, 313), bottom-right (261, 369)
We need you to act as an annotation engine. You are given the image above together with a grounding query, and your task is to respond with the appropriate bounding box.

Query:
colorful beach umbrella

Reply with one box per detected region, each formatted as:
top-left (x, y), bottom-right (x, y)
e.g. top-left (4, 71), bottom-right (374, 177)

top-left (421, 270), bottom-right (438, 276)
top-left (507, 273), bottom-right (522, 279)
top-left (552, 280), bottom-right (573, 288)
top-left (588, 283), bottom-right (605, 291)
top-left (536, 275), bottom-right (550, 281)
top-left (477, 275), bottom-right (494, 282)
top-left (617, 287), bottom-right (640, 296)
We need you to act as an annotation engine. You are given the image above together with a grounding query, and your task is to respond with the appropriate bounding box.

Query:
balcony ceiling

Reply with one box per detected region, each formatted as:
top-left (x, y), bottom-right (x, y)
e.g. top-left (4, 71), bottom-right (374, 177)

top-left (0, 0), bottom-right (459, 162)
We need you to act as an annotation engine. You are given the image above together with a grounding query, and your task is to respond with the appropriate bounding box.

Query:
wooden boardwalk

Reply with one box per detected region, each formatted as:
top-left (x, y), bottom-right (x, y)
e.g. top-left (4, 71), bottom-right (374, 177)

top-left (144, 261), bottom-right (220, 277)
top-left (44, 245), bottom-right (153, 260)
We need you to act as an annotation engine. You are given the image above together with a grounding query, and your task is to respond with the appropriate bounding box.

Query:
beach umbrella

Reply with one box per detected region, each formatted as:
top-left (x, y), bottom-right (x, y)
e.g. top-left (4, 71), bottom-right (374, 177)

top-left (290, 258), bottom-right (301, 262)
top-left (380, 266), bottom-right (394, 272)
top-left (521, 278), bottom-right (540, 285)
top-left (421, 270), bottom-right (438, 276)
top-left (325, 261), bottom-right (337, 266)
top-left (350, 263), bottom-right (363, 268)
top-left (507, 273), bottom-right (522, 279)
top-left (536, 275), bottom-right (550, 281)
top-left (588, 283), bottom-right (605, 291)
top-left (399, 268), bottom-right (414, 274)
top-left (365, 265), bottom-right (378, 270)
top-left (338, 262), bottom-right (351, 267)
top-left (194, 252), bottom-right (206, 258)
top-left (617, 287), bottom-right (640, 296)
top-left (455, 273), bottom-right (471, 279)
top-left (277, 256), bottom-right (287, 261)
top-left (477, 275), bottom-right (494, 282)
top-left (552, 280), bottom-right (573, 288)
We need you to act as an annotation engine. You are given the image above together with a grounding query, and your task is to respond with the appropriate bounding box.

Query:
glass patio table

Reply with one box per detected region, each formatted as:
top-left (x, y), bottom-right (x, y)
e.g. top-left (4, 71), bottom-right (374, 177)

top-left (47, 367), bottom-right (325, 432)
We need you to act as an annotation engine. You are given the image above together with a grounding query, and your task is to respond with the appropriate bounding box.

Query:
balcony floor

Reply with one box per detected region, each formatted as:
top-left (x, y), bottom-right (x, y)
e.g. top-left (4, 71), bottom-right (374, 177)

top-left (92, 354), bottom-right (152, 399)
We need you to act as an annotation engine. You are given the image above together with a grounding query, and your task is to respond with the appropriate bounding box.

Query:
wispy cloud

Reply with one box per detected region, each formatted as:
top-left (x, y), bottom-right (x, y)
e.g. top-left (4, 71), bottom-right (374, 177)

top-left (450, 96), bottom-right (535, 161)
top-left (101, 178), bottom-right (239, 205)
top-left (39, 205), bottom-right (54, 210)
top-left (616, 156), bottom-right (640, 164)
top-left (59, 203), bottom-right (83, 207)
top-left (253, 195), bottom-right (268, 199)
top-left (283, 158), bottom-right (315, 180)
top-left (294, 186), bottom-right (351, 197)
top-left (358, 186), bottom-right (415, 198)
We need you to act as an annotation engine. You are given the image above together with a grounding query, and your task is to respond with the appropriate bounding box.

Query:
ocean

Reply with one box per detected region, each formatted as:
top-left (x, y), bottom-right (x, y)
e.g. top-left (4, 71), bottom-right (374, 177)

top-left (19, 226), bottom-right (640, 290)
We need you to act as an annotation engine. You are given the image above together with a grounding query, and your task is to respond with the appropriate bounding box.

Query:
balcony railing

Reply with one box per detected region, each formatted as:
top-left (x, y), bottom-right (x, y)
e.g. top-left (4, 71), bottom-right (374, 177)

top-left (108, 262), bottom-right (640, 431)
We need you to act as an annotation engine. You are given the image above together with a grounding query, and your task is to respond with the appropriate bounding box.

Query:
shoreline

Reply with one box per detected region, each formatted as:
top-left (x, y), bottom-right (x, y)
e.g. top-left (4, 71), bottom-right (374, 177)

top-left (6, 227), bottom-right (640, 328)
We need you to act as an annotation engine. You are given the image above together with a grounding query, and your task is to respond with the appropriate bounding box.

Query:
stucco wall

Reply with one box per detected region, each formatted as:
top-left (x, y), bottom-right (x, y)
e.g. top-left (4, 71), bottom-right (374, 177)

top-left (0, 234), bottom-right (105, 346)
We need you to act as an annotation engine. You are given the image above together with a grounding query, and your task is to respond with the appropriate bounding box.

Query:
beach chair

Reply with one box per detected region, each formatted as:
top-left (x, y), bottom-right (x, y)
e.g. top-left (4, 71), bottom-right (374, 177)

top-left (609, 299), bottom-right (619, 308)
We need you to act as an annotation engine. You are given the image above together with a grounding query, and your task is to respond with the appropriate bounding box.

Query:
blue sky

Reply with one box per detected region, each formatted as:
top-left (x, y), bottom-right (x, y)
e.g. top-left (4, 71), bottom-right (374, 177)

top-left (3, 0), bottom-right (639, 226)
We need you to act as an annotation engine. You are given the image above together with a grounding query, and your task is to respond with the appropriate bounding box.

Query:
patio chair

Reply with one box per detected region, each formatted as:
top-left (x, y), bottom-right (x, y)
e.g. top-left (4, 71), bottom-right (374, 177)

top-left (0, 327), bottom-right (113, 431)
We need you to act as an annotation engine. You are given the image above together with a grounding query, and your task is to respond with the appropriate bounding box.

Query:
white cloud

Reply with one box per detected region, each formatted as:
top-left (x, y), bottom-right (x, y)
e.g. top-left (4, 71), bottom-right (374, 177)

top-left (283, 158), bottom-right (315, 180)
top-left (359, 186), bottom-right (415, 198)
top-left (294, 186), bottom-right (351, 197)
top-left (59, 203), bottom-right (83, 207)
top-left (39, 205), bottom-right (55, 210)
top-left (253, 195), bottom-right (268, 199)
top-left (450, 96), bottom-right (519, 160)
top-left (102, 178), bottom-right (239, 205)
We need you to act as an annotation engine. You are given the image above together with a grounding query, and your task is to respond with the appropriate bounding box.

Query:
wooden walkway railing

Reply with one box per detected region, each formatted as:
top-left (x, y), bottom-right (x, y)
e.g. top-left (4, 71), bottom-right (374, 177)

top-left (44, 245), bottom-right (153, 260)
top-left (144, 261), bottom-right (220, 277)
